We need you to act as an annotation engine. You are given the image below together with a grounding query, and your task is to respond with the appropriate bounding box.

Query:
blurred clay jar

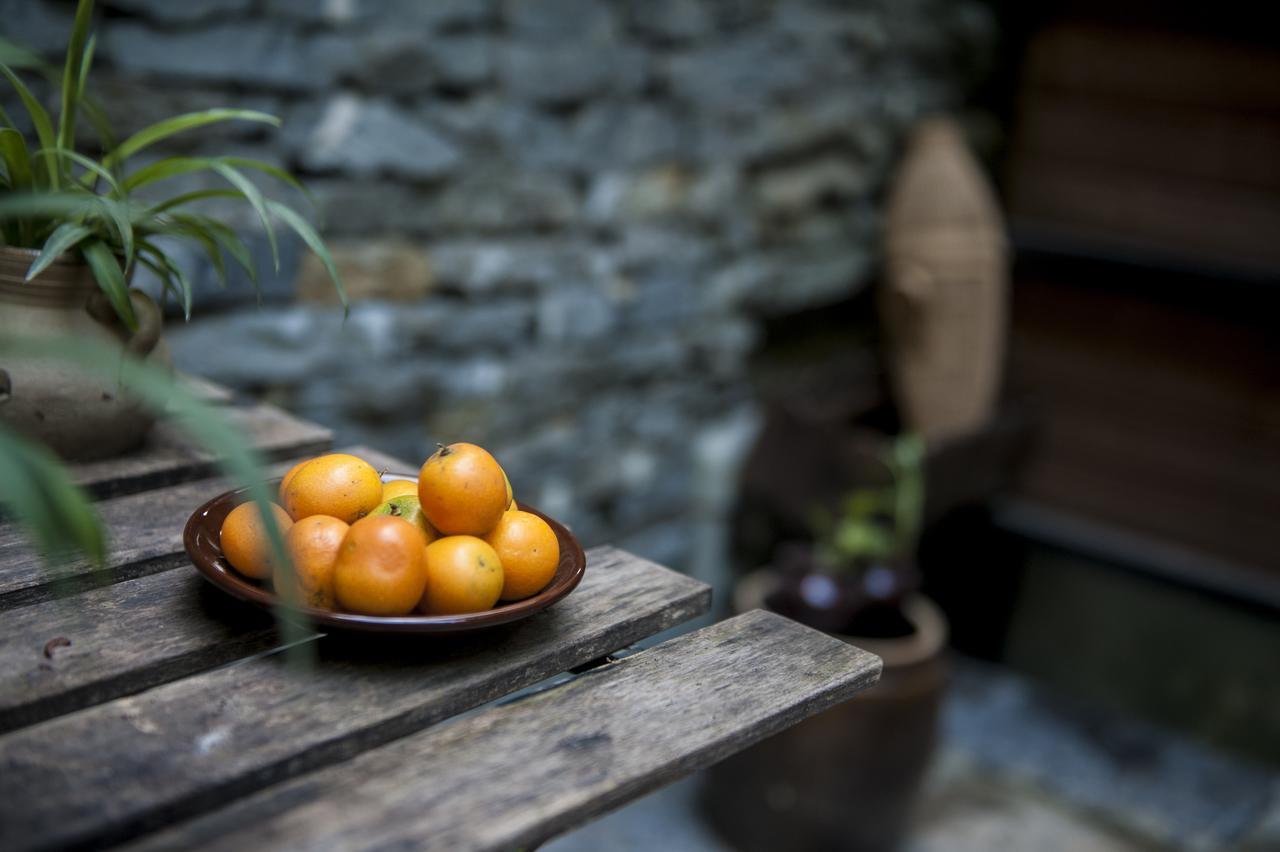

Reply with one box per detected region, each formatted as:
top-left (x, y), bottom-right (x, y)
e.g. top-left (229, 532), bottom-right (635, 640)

top-left (701, 568), bottom-right (948, 852)
top-left (0, 246), bottom-right (169, 461)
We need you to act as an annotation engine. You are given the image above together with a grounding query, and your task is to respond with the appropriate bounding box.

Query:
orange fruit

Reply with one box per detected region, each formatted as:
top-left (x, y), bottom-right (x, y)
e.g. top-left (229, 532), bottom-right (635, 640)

top-left (278, 457), bottom-right (312, 505)
top-left (332, 515), bottom-right (428, 616)
top-left (417, 443), bottom-right (508, 535)
top-left (503, 471), bottom-right (515, 511)
top-left (419, 535), bottom-right (504, 615)
top-left (281, 515), bottom-right (349, 609)
top-left (381, 479), bottom-right (418, 502)
top-left (282, 453), bottom-right (383, 523)
top-left (484, 511), bottom-right (559, 601)
top-left (220, 501), bottom-right (293, 581)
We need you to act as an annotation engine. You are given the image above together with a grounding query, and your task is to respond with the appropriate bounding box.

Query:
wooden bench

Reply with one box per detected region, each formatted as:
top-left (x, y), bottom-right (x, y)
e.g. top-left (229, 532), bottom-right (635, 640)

top-left (0, 392), bottom-right (881, 851)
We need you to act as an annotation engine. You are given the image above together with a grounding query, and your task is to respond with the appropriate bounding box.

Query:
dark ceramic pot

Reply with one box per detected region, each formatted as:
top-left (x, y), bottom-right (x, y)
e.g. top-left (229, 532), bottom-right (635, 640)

top-left (0, 246), bottom-right (167, 460)
top-left (700, 570), bottom-right (948, 852)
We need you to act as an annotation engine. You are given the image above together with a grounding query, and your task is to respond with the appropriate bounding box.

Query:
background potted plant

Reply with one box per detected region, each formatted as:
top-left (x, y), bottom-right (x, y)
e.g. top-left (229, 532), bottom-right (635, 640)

top-left (701, 433), bottom-right (950, 852)
top-left (0, 0), bottom-right (343, 460)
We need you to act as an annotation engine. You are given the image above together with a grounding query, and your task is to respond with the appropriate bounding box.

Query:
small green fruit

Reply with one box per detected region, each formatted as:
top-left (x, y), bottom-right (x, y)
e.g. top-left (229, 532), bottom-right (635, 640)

top-left (369, 496), bottom-right (435, 542)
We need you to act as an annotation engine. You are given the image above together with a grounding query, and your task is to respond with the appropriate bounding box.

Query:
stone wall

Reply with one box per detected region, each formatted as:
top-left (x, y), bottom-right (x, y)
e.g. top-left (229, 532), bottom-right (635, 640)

top-left (4, 0), bottom-right (995, 587)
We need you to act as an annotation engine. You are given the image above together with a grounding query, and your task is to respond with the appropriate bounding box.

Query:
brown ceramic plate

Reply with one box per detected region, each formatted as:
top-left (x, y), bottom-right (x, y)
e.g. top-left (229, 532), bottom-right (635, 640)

top-left (183, 473), bottom-right (586, 634)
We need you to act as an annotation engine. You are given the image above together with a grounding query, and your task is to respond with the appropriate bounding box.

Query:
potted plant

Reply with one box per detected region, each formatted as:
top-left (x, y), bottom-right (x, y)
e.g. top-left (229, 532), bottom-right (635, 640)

top-left (701, 433), bottom-right (949, 852)
top-left (0, 0), bottom-right (343, 460)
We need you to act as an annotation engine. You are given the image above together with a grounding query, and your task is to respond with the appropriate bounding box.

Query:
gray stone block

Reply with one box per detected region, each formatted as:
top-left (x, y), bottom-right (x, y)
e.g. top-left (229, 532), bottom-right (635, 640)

top-left (307, 179), bottom-right (438, 235)
top-left (628, 0), bottom-right (713, 43)
top-left (431, 35), bottom-right (495, 89)
top-left (103, 0), bottom-right (253, 23)
top-left (499, 42), bottom-right (647, 105)
top-left (427, 238), bottom-right (599, 294)
top-left (266, 0), bottom-right (496, 29)
top-left (503, 0), bottom-right (616, 42)
top-left (754, 155), bottom-right (871, 216)
top-left (290, 96), bottom-right (461, 180)
top-left (431, 99), bottom-right (577, 171)
top-left (101, 22), bottom-right (354, 91)
top-left (396, 298), bottom-right (535, 352)
top-left (430, 171), bottom-right (578, 231)
top-left (572, 101), bottom-right (690, 170)
top-left (0, 0), bottom-right (76, 53)
top-left (347, 31), bottom-right (441, 95)
top-left (535, 287), bottom-right (617, 345)
top-left (165, 305), bottom-right (337, 387)
top-left (663, 33), bottom-right (820, 115)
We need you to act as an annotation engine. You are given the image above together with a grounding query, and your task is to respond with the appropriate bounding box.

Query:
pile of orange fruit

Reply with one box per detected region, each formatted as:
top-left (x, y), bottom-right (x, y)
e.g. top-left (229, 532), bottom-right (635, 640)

top-left (218, 442), bottom-right (560, 616)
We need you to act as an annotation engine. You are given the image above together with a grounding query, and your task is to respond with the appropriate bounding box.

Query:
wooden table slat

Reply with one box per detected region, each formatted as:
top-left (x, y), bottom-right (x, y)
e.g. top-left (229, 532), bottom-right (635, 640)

top-left (0, 570), bottom-right (290, 734)
top-left (129, 610), bottom-right (882, 852)
top-left (71, 401), bottom-right (333, 500)
top-left (0, 548), bottom-right (711, 852)
top-left (0, 445), bottom-right (403, 611)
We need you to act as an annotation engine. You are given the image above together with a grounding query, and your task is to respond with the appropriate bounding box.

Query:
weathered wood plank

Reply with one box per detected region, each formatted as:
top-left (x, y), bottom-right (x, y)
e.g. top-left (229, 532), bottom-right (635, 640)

top-left (71, 401), bottom-right (332, 500)
top-left (130, 610), bottom-right (883, 852)
top-left (0, 548), bottom-right (710, 852)
top-left (177, 372), bottom-right (236, 405)
top-left (0, 445), bottom-right (402, 611)
top-left (0, 570), bottom-right (292, 734)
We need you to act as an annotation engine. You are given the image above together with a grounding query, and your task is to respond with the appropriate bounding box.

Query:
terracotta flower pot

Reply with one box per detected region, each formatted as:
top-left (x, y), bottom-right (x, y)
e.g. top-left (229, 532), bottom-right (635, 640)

top-left (0, 246), bottom-right (168, 461)
top-left (700, 570), bottom-right (948, 852)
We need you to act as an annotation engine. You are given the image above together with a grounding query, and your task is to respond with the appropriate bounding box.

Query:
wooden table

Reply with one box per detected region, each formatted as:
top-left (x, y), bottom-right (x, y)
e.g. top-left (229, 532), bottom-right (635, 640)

top-left (0, 393), bottom-right (881, 851)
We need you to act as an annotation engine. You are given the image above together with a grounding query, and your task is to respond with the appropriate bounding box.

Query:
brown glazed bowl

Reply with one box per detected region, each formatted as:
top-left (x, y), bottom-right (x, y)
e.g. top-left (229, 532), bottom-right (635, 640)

top-left (183, 473), bottom-right (587, 634)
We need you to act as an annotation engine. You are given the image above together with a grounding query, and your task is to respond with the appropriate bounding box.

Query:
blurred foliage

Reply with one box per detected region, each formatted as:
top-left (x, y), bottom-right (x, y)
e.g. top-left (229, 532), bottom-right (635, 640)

top-left (0, 0), bottom-right (345, 329)
top-left (811, 433), bottom-right (925, 574)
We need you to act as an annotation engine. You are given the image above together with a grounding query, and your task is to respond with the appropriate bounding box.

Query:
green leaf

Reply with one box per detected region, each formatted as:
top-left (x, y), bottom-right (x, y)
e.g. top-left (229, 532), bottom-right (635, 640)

top-left (121, 155), bottom-right (307, 204)
top-left (0, 191), bottom-right (98, 223)
top-left (32, 146), bottom-right (118, 191)
top-left (0, 423), bottom-right (105, 566)
top-left (267, 200), bottom-right (347, 313)
top-left (197, 219), bottom-right (258, 291)
top-left (58, 0), bottom-right (96, 154)
top-left (145, 188), bottom-right (246, 215)
top-left (89, 195), bottom-right (134, 270)
top-left (81, 238), bottom-right (136, 330)
top-left (119, 157), bottom-right (281, 277)
top-left (134, 251), bottom-right (178, 311)
top-left (140, 239), bottom-right (194, 319)
top-left (103, 109), bottom-right (280, 170)
top-left (209, 161), bottom-right (278, 273)
top-left (78, 97), bottom-right (116, 157)
top-left (0, 129), bottom-right (33, 245)
top-left (167, 215), bottom-right (228, 294)
top-left (223, 157), bottom-right (314, 206)
top-left (77, 34), bottom-right (97, 106)
top-left (0, 128), bottom-right (31, 190)
top-left (26, 222), bottom-right (93, 281)
top-left (0, 63), bottom-right (58, 188)
top-left (118, 156), bottom-right (212, 193)
top-left (0, 38), bottom-right (47, 71)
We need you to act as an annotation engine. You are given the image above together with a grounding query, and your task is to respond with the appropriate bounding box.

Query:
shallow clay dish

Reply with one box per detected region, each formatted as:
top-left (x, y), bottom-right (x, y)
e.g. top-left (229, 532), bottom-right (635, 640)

top-left (184, 473), bottom-right (587, 634)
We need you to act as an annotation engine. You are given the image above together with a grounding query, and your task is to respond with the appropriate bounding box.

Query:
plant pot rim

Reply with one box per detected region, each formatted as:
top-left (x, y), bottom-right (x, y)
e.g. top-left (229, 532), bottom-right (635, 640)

top-left (0, 246), bottom-right (97, 303)
top-left (735, 569), bottom-right (948, 668)
top-left (0, 244), bottom-right (84, 266)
